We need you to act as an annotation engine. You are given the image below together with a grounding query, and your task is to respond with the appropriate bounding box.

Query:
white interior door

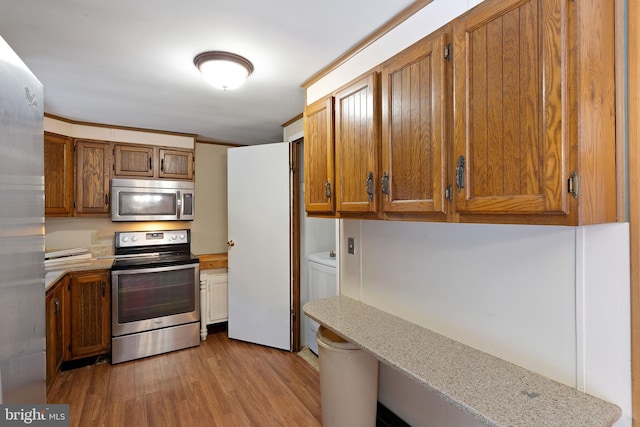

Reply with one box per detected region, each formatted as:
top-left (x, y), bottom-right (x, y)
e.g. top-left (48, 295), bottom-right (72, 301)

top-left (227, 142), bottom-right (291, 350)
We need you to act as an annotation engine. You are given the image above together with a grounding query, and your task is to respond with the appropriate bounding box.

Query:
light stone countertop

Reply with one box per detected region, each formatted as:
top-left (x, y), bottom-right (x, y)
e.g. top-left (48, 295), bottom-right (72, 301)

top-left (45, 258), bottom-right (114, 292)
top-left (303, 295), bottom-right (621, 427)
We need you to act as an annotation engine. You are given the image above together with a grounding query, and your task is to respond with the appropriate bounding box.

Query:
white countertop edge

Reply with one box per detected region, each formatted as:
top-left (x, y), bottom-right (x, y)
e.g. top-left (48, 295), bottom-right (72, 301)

top-left (45, 270), bottom-right (67, 292)
top-left (303, 295), bottom-right (621, 427)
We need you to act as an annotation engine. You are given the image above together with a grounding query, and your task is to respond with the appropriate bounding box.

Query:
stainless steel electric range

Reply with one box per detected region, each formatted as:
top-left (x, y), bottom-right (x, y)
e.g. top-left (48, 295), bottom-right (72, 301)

top-left (110, 229), bottom-right (200, 364)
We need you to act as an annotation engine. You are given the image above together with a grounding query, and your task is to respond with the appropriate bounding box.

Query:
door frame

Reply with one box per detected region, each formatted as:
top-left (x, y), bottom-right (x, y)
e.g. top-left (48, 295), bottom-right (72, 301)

top-left (291, 139), bottom-right (302, 352)
top-left (627, 0), bottom-right (640, 423)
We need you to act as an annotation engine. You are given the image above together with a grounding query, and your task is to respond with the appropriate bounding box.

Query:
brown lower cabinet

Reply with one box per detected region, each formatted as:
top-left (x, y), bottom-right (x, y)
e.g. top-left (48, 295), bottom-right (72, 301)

top-left (45, 275), bottom-right (67, 389)
top-left (46, 270), bottom-right (111, 390)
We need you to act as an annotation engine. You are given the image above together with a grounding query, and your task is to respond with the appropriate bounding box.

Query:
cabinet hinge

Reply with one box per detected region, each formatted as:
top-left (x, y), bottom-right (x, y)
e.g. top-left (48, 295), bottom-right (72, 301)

top-left (444, 44), bottom-right (452, 61)
top-left (445, 185), bottom-right (452, 202)
top-left (568, 172), bottom-right (579, 198)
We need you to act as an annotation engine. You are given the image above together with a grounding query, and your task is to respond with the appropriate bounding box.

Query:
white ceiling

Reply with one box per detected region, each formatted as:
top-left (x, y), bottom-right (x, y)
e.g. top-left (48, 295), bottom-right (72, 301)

top-left (0, 0), bottom-right (415, 145)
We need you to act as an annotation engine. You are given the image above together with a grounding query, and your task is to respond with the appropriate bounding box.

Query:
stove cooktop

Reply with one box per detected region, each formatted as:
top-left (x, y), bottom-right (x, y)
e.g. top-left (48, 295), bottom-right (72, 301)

top-left (111, 252), bottom-right (199, 270)
top-left (111, 229), bottom-right (198, 270)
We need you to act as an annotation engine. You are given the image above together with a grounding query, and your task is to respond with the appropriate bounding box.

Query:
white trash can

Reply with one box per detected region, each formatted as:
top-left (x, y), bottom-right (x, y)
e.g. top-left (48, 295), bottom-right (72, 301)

top-left (316, 326), bottom-right (378, 427)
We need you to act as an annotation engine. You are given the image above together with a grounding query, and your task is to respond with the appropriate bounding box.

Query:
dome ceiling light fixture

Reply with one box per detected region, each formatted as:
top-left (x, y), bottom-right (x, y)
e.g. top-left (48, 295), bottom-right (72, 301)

top-left (193, 51), bottom-right (254, 90)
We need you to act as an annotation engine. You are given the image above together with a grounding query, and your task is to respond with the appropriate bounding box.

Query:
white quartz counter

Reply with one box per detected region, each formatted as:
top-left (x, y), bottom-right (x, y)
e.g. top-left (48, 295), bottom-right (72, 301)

top-left (44, 259), bottom-right (114, 292)
top-left (303, 295), bottom-right (621, 427)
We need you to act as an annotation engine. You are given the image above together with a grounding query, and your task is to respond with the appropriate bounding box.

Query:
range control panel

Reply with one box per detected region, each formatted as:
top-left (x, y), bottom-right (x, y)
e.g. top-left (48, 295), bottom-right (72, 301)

top-left (115, 229), bottom-right (190, 248)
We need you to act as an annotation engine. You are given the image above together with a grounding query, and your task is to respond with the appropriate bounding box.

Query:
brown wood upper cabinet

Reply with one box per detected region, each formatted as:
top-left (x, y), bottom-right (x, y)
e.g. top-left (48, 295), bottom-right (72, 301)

top-left (334, 72), bottom-right (380, 217)
top-left (44, 132), bottom-right (74, 217)
top-left (67, 270), bottom-right (111, 361)
top-left (75, 140), bottom-right (112, 217)
top-left (158, 148), bottom-right (194, 180)
top-left (304, 96), bottom-right (335, 215)
top-left (113, 144), bottom-right (155, 178)
top-left (113, 144), bottom-right (194, 180)
top-left (381, 29), bottom-right (449, 219)
top-left (452, 0), bottom-right (615, 225)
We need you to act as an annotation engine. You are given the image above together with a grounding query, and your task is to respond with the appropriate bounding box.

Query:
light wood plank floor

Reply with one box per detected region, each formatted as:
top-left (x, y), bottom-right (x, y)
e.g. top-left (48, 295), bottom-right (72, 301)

top-left (47, 328), bottom-right (322, 427)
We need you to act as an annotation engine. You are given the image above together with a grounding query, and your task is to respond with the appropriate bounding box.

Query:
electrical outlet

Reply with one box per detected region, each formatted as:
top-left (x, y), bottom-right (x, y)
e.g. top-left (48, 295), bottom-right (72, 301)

top-left (347, 237), bottom-right (355, 255)
top-left (91, 231), bottom-right (101, 244)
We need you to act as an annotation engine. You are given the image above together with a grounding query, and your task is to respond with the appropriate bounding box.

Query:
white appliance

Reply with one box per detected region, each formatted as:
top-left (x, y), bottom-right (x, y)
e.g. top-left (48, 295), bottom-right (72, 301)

top-left (307, 251), bottom-right (337, 354)
top-left (111, 178), bottom-right (195, 221)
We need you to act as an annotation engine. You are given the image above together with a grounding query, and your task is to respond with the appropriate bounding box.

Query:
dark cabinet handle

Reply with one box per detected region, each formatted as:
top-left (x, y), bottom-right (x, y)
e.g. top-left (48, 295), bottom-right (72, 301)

top-left (381, 172), bottom-right (389, 196)
top-left (54, 298), bottom-right (60, 315)
top-left (366, 171), bottom-right (374, 202)
top-left (325, 180), bottom-right (331, 199)
top-left (102, 281), bottom-right (106, 297)
top-left (455, 156), bottom-right (465, 192)
top-left (105, 193), bottom-right (110, 206)
top-left (149, 157), bottom-right (153, 171)
top-left (161, 159), bottom-right (164, 172)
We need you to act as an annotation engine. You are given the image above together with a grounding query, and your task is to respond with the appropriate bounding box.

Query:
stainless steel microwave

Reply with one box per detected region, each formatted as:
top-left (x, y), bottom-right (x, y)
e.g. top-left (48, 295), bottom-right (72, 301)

top-left (111, 178), bottom-right (194, 221)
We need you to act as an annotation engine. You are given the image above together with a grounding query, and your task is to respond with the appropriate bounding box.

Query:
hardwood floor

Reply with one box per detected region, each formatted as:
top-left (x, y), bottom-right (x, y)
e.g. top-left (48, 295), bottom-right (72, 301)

top-left (47, 328), bottom-right (322, 427)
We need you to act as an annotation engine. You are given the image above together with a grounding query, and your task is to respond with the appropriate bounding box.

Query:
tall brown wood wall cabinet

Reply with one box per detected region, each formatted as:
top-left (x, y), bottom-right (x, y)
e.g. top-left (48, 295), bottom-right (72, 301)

top-left (380, 29), bottom-right (450, 220)
top-left (74, 140), bottom-right (112, 216)
top-left (451, 0), bottom-right (615, 225)
top-left (67, 271), bottom-right (111, 360)
top-left (304, 96), bottom-right (335, 215)
top-left (303, 0), bottom-right (616, 227)
top-left (44, 132), bottom-right (74, 217)
top-left (334, 72), bottom-right (380, 217)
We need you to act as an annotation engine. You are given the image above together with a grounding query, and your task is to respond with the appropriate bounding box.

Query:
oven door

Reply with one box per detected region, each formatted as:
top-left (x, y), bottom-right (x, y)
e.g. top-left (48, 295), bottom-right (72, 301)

top-left (111, 263), bottom-right (200, 337)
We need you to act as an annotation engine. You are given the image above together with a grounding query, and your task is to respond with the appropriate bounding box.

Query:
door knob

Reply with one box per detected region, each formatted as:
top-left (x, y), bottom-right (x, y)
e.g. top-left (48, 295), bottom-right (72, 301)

top-left (227, 240), bottom-right (235, 247)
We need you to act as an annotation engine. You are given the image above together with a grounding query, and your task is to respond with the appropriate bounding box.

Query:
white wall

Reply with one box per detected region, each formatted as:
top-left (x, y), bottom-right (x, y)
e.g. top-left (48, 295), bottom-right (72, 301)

top-left (191, 142), bottom-right (229, 255)
top-left (44, 116), bottom-right (194, 149)
top-left (339, 220), bottom-right (630, 426)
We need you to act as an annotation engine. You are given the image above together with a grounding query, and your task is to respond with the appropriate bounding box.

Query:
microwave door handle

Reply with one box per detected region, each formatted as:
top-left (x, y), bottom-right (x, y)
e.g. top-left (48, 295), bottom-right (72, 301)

top-left (176, 191), bottom-right (182, 220)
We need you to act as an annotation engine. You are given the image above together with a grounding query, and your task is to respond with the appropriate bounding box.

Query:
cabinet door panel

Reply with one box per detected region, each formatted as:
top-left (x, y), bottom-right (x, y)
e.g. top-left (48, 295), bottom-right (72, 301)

top-left (335, 73), bottom-right (379, 214)
top-left (75, 141), bottom-right (111, 215)
top-left (304, 97), bottom-right (335, 214)
top-left (453, 0), bottom-right (568, 216)
top-left (381, 32), bottom-right (448, 215)
top-left (45, 277), bottom-right (66, 388)
top-left (114, 144), bottom-right (154, 177)
top-left (159, 149), bottom-right (194, 180)
top-left (44, 132), bottom-right (74, 216)
top-left (69, 271), bottom-right (110, 359)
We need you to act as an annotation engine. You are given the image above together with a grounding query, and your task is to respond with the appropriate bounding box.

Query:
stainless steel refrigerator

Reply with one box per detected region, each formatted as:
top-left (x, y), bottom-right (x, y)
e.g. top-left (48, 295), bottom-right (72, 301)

top-left (0, 36), bottom-right (45, 403)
